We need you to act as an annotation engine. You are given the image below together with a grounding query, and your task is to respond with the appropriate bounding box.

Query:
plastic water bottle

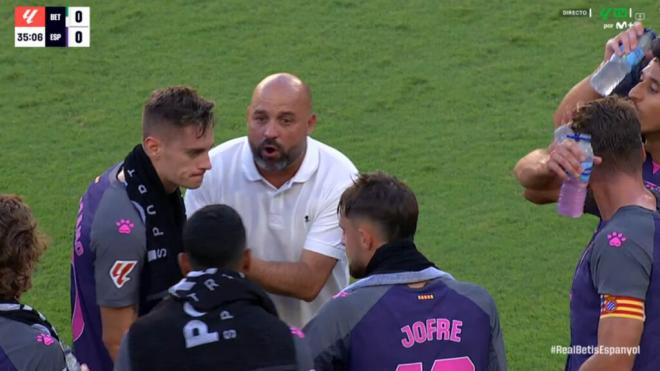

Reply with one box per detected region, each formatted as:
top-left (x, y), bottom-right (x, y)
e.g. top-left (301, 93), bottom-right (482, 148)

top-left (63, 346), bottom-right (82, 371)
top-left (554, 123), bottom-right (573, 143)
top-left (557, 133), bottom-right (593, 218)
top-left (590, 32), bottom-right (653, 96)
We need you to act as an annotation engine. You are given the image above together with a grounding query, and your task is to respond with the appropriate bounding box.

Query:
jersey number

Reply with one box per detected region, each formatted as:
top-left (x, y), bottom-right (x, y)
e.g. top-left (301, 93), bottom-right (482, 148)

top-left (396, 357), bottom-right (475, 371)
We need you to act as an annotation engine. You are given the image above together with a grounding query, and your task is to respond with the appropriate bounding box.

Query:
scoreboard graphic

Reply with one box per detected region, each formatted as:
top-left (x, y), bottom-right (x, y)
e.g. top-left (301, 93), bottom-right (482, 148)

top-left (15, 6), bottom-right (90, 47)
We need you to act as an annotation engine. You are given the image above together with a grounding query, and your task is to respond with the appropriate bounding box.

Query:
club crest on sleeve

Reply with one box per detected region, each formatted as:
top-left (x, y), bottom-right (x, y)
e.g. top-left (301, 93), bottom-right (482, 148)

top-left (601, 295), bottom-right (617, 312)
top-left (110, 260), bottom-right (137, 288)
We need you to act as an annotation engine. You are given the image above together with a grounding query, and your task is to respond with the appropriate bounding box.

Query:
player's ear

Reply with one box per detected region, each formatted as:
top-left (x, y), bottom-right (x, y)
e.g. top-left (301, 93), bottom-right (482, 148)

top-left (143, 136), bottom-right (162, 159)
top-left (357, 226), bottom-right (373, 251)
top-left (178, 252), bottom-right (192, 276)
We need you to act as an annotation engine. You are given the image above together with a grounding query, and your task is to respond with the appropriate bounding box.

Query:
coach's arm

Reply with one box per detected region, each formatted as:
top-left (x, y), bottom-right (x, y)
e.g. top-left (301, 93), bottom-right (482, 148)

top-left (246, 189), bottom-right (348, 302)
top-left (246, 251), bottom-right (336, 302)
top-left (578, 317), bottom-right (643, 371)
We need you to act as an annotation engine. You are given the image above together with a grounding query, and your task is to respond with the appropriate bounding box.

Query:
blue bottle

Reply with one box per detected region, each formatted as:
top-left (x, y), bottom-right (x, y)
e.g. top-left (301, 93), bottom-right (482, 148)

top-left (591, 32), bottom-right (653, 96)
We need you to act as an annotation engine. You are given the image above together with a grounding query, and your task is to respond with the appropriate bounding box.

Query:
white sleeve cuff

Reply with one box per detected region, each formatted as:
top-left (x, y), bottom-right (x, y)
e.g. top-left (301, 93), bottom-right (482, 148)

top-left (304, 238), bottom-right (345, 261)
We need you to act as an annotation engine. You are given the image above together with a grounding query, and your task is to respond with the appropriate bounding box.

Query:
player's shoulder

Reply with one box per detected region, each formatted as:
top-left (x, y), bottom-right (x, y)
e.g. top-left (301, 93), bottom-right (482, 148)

top-left (595, 206), bottom-right (656, 253)
top-left (319, 285), bottom-right (390, 320)
top-left (81, 161), bottom-right (123, 200)
top-left (83, 162), bottom-right (143, 235)
top-left (91, 184), bottom-right (143, 232)
top-left (439, 277), bottom-right (498, 315)
top-left (83, 161), bottom-right (129, 206)
top-left (310, 137), bottom-right (358, 174)
top-left (88, 178), bottom-right (145, 255)
top-left (305, 285), bottom-right (391, 340)
top-left (0, 317), bottom-right (66, 371)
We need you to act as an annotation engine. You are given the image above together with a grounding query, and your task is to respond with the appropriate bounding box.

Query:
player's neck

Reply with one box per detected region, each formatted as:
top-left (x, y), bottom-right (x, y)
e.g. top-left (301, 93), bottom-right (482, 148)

top-left (407, 281), bottom-right (429, 289)
top-left (592, 174), bottom-right (655, 221)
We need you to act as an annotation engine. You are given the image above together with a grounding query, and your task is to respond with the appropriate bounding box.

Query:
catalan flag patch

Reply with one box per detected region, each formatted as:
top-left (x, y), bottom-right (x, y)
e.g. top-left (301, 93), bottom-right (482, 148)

top-left (417, 294), bottom-right (434, 301)
top-left (600, 294), bottom-right (645, 321)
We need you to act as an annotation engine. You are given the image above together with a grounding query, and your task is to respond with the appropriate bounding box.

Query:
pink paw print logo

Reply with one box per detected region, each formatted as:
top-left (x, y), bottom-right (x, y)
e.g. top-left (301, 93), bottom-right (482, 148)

top-left (333, 291), bottom-right (350, 299)
top-left (116, 219), bottom-right (135, 235)
top-left (607, 232), bottom-right (626, 247)
top-left (290, 326), bottom-right (305, 339)
top-left (36, 333), bottom-right (55, 346)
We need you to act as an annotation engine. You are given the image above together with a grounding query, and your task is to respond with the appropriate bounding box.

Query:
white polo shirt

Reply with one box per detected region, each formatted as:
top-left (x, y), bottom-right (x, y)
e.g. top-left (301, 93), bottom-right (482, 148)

top-left (184, 136), bottom-right (358, 327)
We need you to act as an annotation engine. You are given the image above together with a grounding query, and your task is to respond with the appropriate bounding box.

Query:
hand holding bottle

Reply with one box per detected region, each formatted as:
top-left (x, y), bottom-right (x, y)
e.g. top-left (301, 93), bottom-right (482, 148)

top-left (591, 23), bottom-right (653, 96)
top-left (603, 22), bottom-right (645, 62)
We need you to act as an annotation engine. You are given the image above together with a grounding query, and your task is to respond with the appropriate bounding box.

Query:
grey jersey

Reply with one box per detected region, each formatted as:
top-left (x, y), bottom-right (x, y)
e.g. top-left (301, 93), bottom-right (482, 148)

top-left (90, 165), bottom-right (147, 307)
top-left (569, 204), bottom-right (660, 370)
top-left (71, 163), bottom-right (147, 371)
top-left (0, 316), bottom-right (68, 371)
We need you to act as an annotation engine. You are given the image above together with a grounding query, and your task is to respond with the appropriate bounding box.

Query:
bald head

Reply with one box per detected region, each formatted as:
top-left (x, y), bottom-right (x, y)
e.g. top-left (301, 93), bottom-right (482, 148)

top-left (251, 73), bottom-right (313, 115)
top-left (246, 73), bottom-right (318, 177)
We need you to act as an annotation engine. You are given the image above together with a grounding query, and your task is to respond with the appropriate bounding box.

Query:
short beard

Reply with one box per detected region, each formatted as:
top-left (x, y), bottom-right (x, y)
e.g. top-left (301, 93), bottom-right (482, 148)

top-left (251, 139), bottom-right (304, 172)
top-left (254, 153), bottom-right (291, 172)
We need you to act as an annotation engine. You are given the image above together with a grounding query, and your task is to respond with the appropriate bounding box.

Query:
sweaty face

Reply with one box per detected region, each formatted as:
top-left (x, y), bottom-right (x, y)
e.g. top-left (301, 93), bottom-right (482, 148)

top-left (339, 215), bottom-right (369, 279)
top-left (247, 86), bottom-right (314, 173)
top-left (158, 125), bottom-right (214, 191)
top-left (630, 59), bottom-right (660, 137)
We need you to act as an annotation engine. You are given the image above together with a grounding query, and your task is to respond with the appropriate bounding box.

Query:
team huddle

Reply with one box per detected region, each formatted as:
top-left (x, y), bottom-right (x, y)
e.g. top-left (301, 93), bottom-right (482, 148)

top-left (1, 22), bottom-right (660, 371)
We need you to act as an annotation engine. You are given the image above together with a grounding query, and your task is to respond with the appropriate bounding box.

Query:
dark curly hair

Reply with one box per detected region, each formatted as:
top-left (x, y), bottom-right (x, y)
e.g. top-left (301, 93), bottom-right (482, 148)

top-left (0, 195), bottom-right (47, 300)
